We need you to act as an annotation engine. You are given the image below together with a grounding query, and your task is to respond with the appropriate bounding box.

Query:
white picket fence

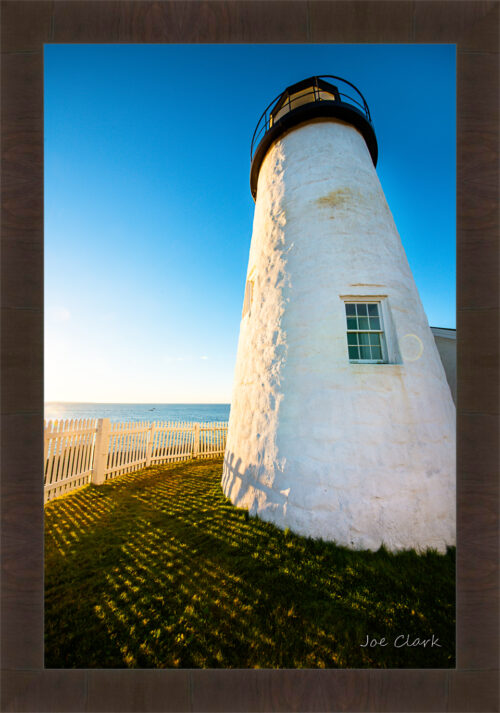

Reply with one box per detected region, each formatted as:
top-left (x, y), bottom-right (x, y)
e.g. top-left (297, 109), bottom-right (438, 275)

top-left (44, 418), bottom-right (228, 503)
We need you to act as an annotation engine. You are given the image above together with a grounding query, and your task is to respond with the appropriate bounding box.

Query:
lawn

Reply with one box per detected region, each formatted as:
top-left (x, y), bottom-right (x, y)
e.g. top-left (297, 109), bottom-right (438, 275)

top-left (45, 458), bottom-right (455, 668)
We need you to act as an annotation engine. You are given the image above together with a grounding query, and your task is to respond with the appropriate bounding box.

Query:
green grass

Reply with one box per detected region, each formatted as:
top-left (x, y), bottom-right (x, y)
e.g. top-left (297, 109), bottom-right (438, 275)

top-left (45, 458), bottom-right (455, 669)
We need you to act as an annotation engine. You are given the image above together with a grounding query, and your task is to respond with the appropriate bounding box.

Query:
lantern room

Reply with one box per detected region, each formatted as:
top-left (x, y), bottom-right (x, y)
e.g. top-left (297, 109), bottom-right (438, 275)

top-left (250, 75), bottom-right (378, 199)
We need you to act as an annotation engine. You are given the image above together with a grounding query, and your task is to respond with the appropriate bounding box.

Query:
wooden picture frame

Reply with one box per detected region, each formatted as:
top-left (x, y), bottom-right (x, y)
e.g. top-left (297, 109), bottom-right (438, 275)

top-left (1, 1), bottom-right (498, 710)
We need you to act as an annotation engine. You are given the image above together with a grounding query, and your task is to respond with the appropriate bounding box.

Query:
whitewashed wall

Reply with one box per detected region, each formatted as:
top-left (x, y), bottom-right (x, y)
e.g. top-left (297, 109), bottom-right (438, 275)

top-left (223, 118), bottom-right (456, 553)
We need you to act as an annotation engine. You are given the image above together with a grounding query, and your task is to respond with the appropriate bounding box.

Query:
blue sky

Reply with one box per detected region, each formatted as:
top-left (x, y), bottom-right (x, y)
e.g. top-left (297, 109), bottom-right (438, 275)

top-left (44, 44), bottom-right (456, 403)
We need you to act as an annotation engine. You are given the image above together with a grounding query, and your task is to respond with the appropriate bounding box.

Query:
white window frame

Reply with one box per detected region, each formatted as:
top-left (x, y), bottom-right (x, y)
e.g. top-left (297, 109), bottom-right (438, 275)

top-left (242, 279), bottom-right (254, 319)
top-left (343, 299), bottom-right (388, 364)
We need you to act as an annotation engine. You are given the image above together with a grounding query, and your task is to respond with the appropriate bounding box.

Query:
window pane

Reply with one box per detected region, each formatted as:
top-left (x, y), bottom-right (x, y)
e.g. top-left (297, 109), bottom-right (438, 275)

top-left (348, 346), bottom-right (359, 360)
top-left (345, 302), bottom-right (386, 364)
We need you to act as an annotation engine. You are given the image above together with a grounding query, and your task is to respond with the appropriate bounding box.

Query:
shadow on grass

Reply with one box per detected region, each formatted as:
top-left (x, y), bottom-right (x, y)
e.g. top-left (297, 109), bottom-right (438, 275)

top-left (45, 458), bottom-right (455, 669)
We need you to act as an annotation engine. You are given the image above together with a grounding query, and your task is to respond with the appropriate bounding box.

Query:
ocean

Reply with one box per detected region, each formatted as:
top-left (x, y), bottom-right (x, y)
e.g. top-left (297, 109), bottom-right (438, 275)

top-left (44, 402), bottom-right (231, 424)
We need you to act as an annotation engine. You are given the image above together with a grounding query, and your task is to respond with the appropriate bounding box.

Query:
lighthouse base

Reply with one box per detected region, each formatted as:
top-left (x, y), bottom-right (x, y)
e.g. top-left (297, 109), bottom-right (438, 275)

top-left (221, 448), bottom-right (456, 554)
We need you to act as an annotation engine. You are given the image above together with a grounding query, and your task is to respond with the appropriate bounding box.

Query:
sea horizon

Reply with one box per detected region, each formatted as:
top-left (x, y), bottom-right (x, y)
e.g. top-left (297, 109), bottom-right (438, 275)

top-left (44, 402), bottom-right (231, 424)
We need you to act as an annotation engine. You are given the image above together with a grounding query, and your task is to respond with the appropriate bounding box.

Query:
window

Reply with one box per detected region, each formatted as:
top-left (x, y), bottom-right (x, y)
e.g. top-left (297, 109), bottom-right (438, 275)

top-left (242, 279), bottom-right (254, 319)
top-left (345, 302), bottom-right (386, 363)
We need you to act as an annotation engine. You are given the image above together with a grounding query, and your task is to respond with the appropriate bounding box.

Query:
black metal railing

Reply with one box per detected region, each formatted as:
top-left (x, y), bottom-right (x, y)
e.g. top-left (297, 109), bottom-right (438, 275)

top-left (250, 75), bottom-right (373, 161)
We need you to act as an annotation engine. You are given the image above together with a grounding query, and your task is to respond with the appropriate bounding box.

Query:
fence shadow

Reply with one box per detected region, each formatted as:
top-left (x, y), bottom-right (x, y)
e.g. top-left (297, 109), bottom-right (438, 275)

top-left (45, 458), bottom-right (456, 669)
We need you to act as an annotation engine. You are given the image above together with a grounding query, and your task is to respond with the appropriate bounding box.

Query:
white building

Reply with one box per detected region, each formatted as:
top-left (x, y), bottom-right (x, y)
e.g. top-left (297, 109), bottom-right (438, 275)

top-left (222, 76), bottom-right (456, 553)
top-left (431, 327), bottom-right (456, 405)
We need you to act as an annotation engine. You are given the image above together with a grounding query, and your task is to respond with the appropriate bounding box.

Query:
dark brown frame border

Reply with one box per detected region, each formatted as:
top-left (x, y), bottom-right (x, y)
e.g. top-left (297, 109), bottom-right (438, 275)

top-left (1, 2), bottom-right (498, 711)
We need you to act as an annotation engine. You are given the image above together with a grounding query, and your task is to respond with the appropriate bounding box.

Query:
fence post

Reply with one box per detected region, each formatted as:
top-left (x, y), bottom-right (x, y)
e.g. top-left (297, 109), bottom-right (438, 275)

top-left (145, 422), bottom-right (155, 467)
top-left (92, 418), bottom-right (111, 485)
top-left (193, 422), bottom-right (200, 459)
top-left (43, 421), bottom-right (50, 474)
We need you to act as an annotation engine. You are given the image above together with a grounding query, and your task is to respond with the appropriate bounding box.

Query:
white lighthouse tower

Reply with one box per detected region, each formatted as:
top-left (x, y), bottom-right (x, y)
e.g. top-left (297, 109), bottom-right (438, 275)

top-left (222, 76), bottom-right (455, 553)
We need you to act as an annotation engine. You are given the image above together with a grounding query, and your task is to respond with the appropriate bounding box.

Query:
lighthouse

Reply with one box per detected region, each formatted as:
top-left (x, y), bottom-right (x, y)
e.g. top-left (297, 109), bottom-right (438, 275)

top-left (222, 76), bottom-right (455, 553)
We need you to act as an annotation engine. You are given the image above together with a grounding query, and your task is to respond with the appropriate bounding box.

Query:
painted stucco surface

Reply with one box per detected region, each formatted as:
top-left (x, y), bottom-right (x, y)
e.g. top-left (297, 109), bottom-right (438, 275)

top-left (431, 329), bottom-right (457, 405)
top-left (222, 119), bottom-right (456, 553)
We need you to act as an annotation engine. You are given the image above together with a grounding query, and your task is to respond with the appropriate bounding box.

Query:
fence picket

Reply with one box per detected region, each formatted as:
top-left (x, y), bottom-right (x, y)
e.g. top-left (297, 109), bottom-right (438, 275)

top-left (119, 424), bottom-right (126, 469)
top-left (65, 420), bottom-right (76, 480)
top-left (53, 420), bottom-right (65, 486)
top-left (181, 422), bottom-right (187, 458)
top-left (59, 423), bottom-right (72, 482)
top-left (122, 424), bottom-right (129, 469)
top-left (167, 422), bottom-right (173, 459)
